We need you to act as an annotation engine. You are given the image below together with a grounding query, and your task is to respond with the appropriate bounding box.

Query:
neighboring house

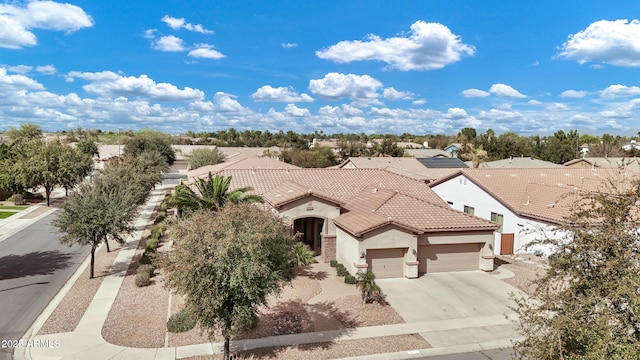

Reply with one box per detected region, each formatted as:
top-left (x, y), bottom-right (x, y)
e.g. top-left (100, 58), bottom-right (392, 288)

top-left (338, 156), bottom-right (468, 182)
top-left (444, 143), bottom-right (462, 154)
top-left (405, 148), bottom-right (450, 158)
top-left (188, 163), bottom-right (499, 278)
top-left (469, 157), bottom-right (563, 169)
top-left (564, 157), bottom-right (640, 174)
top-left (429, 168), bottom-right (635, 256)
top-left (622, 140), bottom-right (640, 152)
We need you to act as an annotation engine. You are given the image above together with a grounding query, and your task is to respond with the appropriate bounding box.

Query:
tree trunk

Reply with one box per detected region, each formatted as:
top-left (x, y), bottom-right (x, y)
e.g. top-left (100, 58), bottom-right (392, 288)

top-left (105, 238), bottom-right (111, 252)
top-left (223, 336), bottom-right (230, 360)
top-left (45, 186), bottom-right (51, 207)
top-left (90, 244), bottom-right (96, 279)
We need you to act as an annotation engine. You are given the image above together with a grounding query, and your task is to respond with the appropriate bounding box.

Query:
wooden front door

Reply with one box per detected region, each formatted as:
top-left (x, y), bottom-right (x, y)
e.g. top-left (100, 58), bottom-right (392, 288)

top-left (500, 233), bottom-right (514, 255)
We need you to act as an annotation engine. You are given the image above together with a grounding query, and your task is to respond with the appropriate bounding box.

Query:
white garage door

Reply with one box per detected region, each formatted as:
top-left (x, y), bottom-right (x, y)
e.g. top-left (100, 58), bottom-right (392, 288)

top-left (367, 248), bottom-right (405, 278)
top-left (418, 244), bottom-right (481, 274)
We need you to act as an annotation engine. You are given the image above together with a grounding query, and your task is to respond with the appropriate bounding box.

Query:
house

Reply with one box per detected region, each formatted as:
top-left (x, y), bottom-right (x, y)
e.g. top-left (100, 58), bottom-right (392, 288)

top-left (444, 143), bottom-right (462, 154)
top-left (622, 140), bottom-right (640, 152)
top-left (337, 157), bottom-right (463, 182)
top-left (564, 157), bottom-right (640, 174)
top-left (187, 163), bottom-right (499, 278)
top-left (429, 168), bottom-right (635, 256)
top-left (405, 148), bottom-right (450, 158)
top-left (469, 156), bottom-right (563, 169)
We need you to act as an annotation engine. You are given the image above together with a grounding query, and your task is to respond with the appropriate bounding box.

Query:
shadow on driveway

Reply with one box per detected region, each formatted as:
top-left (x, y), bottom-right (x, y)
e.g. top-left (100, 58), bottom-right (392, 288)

top-left (0, 250), bottom-right (73, 280)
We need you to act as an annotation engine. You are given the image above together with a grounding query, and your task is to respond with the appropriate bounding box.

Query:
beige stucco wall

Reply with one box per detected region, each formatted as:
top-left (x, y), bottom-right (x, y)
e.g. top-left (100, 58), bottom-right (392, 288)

top-left (277, 196), bottom-right (341, 236)
top-left (336, 224), bottom-right (419, 278)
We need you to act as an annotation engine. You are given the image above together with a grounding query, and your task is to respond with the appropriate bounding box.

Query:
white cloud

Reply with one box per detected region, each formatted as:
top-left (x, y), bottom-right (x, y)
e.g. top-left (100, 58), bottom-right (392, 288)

top-left (444, 107), bottom-right (467, 119)
top-left (6, 65), bottom-right (32, 74)
top-left (70, 71), bottom-right (204, 102)
top-left (383, 87), bottom-right (413, 100)
top-left (461, 88), bottom-right (490, 98)
top-left (153, 35), bottom-right (186, 52)
top-left (188, 44), bottom-right (226, 59)
top-left (489, 83), bottom-right (527, 98)
top-left (600, 84), bottom-right (640, 98)
top-left (36, 65), bottom-right (56, 75)
top-left (546, 103), bottom-right (569, 111)
top-left (211, 92), bottom-right (248, 113)
top-left (527, 100), bottom-right (543, 105)
top-left (285, 104), bottom-right (311, 117)
top-left (316, 20), bottom-right (474, 71)
top-left (477, 109), bottom-right (524, 121)
top-left (560, 90), bottom-right (588, 98)
top-left (281, 42), bottom-right (298, 48)
top-left (412, 99), bottom-right (427, 105)
top-left (308, 72), bottom-right (382, 106)
top-left (251, 85), bottom-right (314, 102)
top-left (143, 29), bottom-right (157, 39)
top-left (0, 68), bottom-right (44, 90)
top-left (161, 15), bottom-right (213, 34)
top-left (557, 19), bottom-right (640, 67)
top-left (0, 1), bottom-right (93, 49)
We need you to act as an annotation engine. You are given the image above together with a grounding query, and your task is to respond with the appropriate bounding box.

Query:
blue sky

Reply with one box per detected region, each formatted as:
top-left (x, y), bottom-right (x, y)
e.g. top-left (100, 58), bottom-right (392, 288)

top-left (1, 0), bottom-right (640, 136)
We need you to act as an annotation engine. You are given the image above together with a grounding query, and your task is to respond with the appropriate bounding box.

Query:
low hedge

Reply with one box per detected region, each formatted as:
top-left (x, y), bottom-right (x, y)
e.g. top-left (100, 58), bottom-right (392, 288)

top-left (344, 274), bottom-right (357, 284)
top-left (167, 308), bottom-right (197, 333)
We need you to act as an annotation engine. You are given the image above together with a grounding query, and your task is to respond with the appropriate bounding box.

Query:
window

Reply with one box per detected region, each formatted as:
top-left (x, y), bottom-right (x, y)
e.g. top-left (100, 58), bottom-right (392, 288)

top-left (464, 205), bottom-right (475, 215)
top-left (491, 212), bottom-right (504, 233)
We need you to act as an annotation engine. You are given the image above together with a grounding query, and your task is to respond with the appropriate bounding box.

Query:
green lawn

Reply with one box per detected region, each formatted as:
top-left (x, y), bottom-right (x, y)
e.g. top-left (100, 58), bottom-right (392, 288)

top-left (0, 205), bottom-right (27, 211)
top-left (0, 211), bottom-right (16, 219)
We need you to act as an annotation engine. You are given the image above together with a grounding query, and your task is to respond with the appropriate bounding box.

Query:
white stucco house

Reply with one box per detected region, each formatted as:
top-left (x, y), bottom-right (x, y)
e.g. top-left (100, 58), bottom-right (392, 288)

top-left (428, 168), bottom-right (635, 256)
top-left (187, 159), bottom-right (499, 278)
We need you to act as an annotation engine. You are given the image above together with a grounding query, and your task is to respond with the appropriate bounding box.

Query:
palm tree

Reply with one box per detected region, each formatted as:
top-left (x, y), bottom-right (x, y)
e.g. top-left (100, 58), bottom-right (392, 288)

top-left (168, 172), bottom-right (262, 214)
top-left (460, 144), bottom-right (489, 168)
top-left (355, 270), bottom-right (382, 304)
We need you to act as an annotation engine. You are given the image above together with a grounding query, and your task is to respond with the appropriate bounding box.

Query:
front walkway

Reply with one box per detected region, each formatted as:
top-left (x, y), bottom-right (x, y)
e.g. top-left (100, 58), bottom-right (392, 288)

top-left (16, 189), bottom-right (519, 359)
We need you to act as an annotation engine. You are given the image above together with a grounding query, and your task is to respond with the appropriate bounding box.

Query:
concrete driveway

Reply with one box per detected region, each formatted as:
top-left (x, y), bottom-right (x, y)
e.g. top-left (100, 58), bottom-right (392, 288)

top-left (377, 271), bottom-right (526, 347)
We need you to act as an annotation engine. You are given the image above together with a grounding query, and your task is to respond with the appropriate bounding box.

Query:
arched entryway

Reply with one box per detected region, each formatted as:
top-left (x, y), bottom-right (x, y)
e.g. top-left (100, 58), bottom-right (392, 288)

top-left (293, 217), bottom-right (325, 254)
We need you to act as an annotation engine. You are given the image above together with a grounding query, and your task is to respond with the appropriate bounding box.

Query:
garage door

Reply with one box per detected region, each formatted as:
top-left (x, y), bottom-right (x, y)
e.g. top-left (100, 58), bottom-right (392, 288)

top-left (367, 248), bottom-right (405, 278)
top-left (418, 244), bottom-right (481, 274)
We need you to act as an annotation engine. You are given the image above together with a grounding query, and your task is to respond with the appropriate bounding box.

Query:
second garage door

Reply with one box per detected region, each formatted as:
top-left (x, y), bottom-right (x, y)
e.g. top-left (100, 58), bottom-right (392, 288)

top-left (418, 243), bottom-right (481, 274)
top-left (367, 248), bottom-right (405, 278)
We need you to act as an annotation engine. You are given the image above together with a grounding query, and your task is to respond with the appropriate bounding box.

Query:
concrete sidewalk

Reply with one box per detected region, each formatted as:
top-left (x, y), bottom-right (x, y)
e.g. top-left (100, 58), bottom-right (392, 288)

top-left (15, 187), bottom-right (518, 360)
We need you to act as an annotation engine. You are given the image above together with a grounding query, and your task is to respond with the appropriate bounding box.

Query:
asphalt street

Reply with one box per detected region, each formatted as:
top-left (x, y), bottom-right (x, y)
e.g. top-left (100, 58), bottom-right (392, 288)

top-left (0, 211), bottom-right (89, 360)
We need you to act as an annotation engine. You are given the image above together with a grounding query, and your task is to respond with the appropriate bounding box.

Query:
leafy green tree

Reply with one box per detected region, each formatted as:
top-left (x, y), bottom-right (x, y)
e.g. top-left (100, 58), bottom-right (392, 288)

top-left (54, 179), bottom-right (138, 278)
top-left (162, 204), bottom-right (296, 360)
top-left (513, 173), bottom-right (640, 359)
top-left (539, 130), bottom-right (579, 164)
top-left (76, 139), bottom-right (100, 157)
top-left (282, 146), bottom-right (337, 168)
top-left (168, 173), bottom-right (262, 214)
top-left (5, 123), bottom-right (43, 144)
top-left (186, 147), bottom-right (226, 170)
top-left (124, 130), bottom-right (176, 165)
top-left (12, 139), bottom-right (91, 206)
top-left (372, 138), bottom-right (405, 157)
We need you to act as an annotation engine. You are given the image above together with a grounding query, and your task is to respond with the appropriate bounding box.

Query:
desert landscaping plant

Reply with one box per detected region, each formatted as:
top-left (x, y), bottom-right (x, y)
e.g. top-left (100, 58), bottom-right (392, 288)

top-left (291, 242), bottom-right (316, 267)
top-left (355, 271), bottom-right (382, 304)
top-left (513, 172), bottom-right (640, 359)
top-left (161, 204), bottom-right (296, 360)
top-left (167, 308), bottom-right (197, 333)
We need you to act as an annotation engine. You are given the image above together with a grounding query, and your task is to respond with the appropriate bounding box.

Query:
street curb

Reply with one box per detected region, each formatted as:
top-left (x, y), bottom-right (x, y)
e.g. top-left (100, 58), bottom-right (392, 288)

top-left (0, 206), bottom-right (59, 245)
top-left (336, 340), bottom-right (515, 359)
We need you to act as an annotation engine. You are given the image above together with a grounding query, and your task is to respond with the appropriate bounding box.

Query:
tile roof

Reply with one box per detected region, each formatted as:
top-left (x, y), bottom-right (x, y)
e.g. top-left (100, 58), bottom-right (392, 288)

top-left (338, 157), bottom-right (462, 181)
top-left (335, 186), bottom-right (499, 236)
top-left (430, 168), bottom-right (637, 224)
top-left (187, 157), bottom-right (299, 179)
top-left (474, 157), bottom-right (563, 169)
top-left (405, 149), bottom-right (450, 157)
top-left (564, 157), bottom-right (640, 174)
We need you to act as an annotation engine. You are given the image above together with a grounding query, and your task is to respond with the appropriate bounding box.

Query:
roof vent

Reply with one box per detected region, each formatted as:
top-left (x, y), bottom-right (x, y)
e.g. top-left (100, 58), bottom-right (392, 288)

top-left (372, 188), bottom-right (378, 193)
top-left (387, 216), bottom-right (392, 222)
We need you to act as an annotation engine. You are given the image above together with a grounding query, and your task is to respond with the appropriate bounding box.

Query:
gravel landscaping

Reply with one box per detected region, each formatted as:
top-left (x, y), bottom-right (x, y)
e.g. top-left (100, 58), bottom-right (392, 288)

top-left (495, 254), bottom-right (548, 296)
top-left (186, 334), bottom-right (429, 359)
top-left (38, 241), bottom-right (122, 335)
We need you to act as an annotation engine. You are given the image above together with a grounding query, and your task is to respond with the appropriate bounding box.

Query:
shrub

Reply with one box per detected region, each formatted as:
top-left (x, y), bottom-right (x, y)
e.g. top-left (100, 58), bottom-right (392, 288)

top-left (335, 263), bottom-right (349, 277)
top-left (344, 274), bottom-right (357, 284)
top-left (138, 264), bottom-right (155, 276)
top-left (135, 270), bottom-right (151, 287)
top-left (145, 237), bottom-right (159, 253)
top-left (9, 194), bottom-right (24, 205)
top-left (139, 251), bottom-right (153, 265)
top-left (291, 242), bottom-right (316, 267)
top-left (153, 210), bottom-right (166, 224)
top-left (167, 308), bottom-right (197, 333)
top-left (329, 259), bottom-right (338, 267)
